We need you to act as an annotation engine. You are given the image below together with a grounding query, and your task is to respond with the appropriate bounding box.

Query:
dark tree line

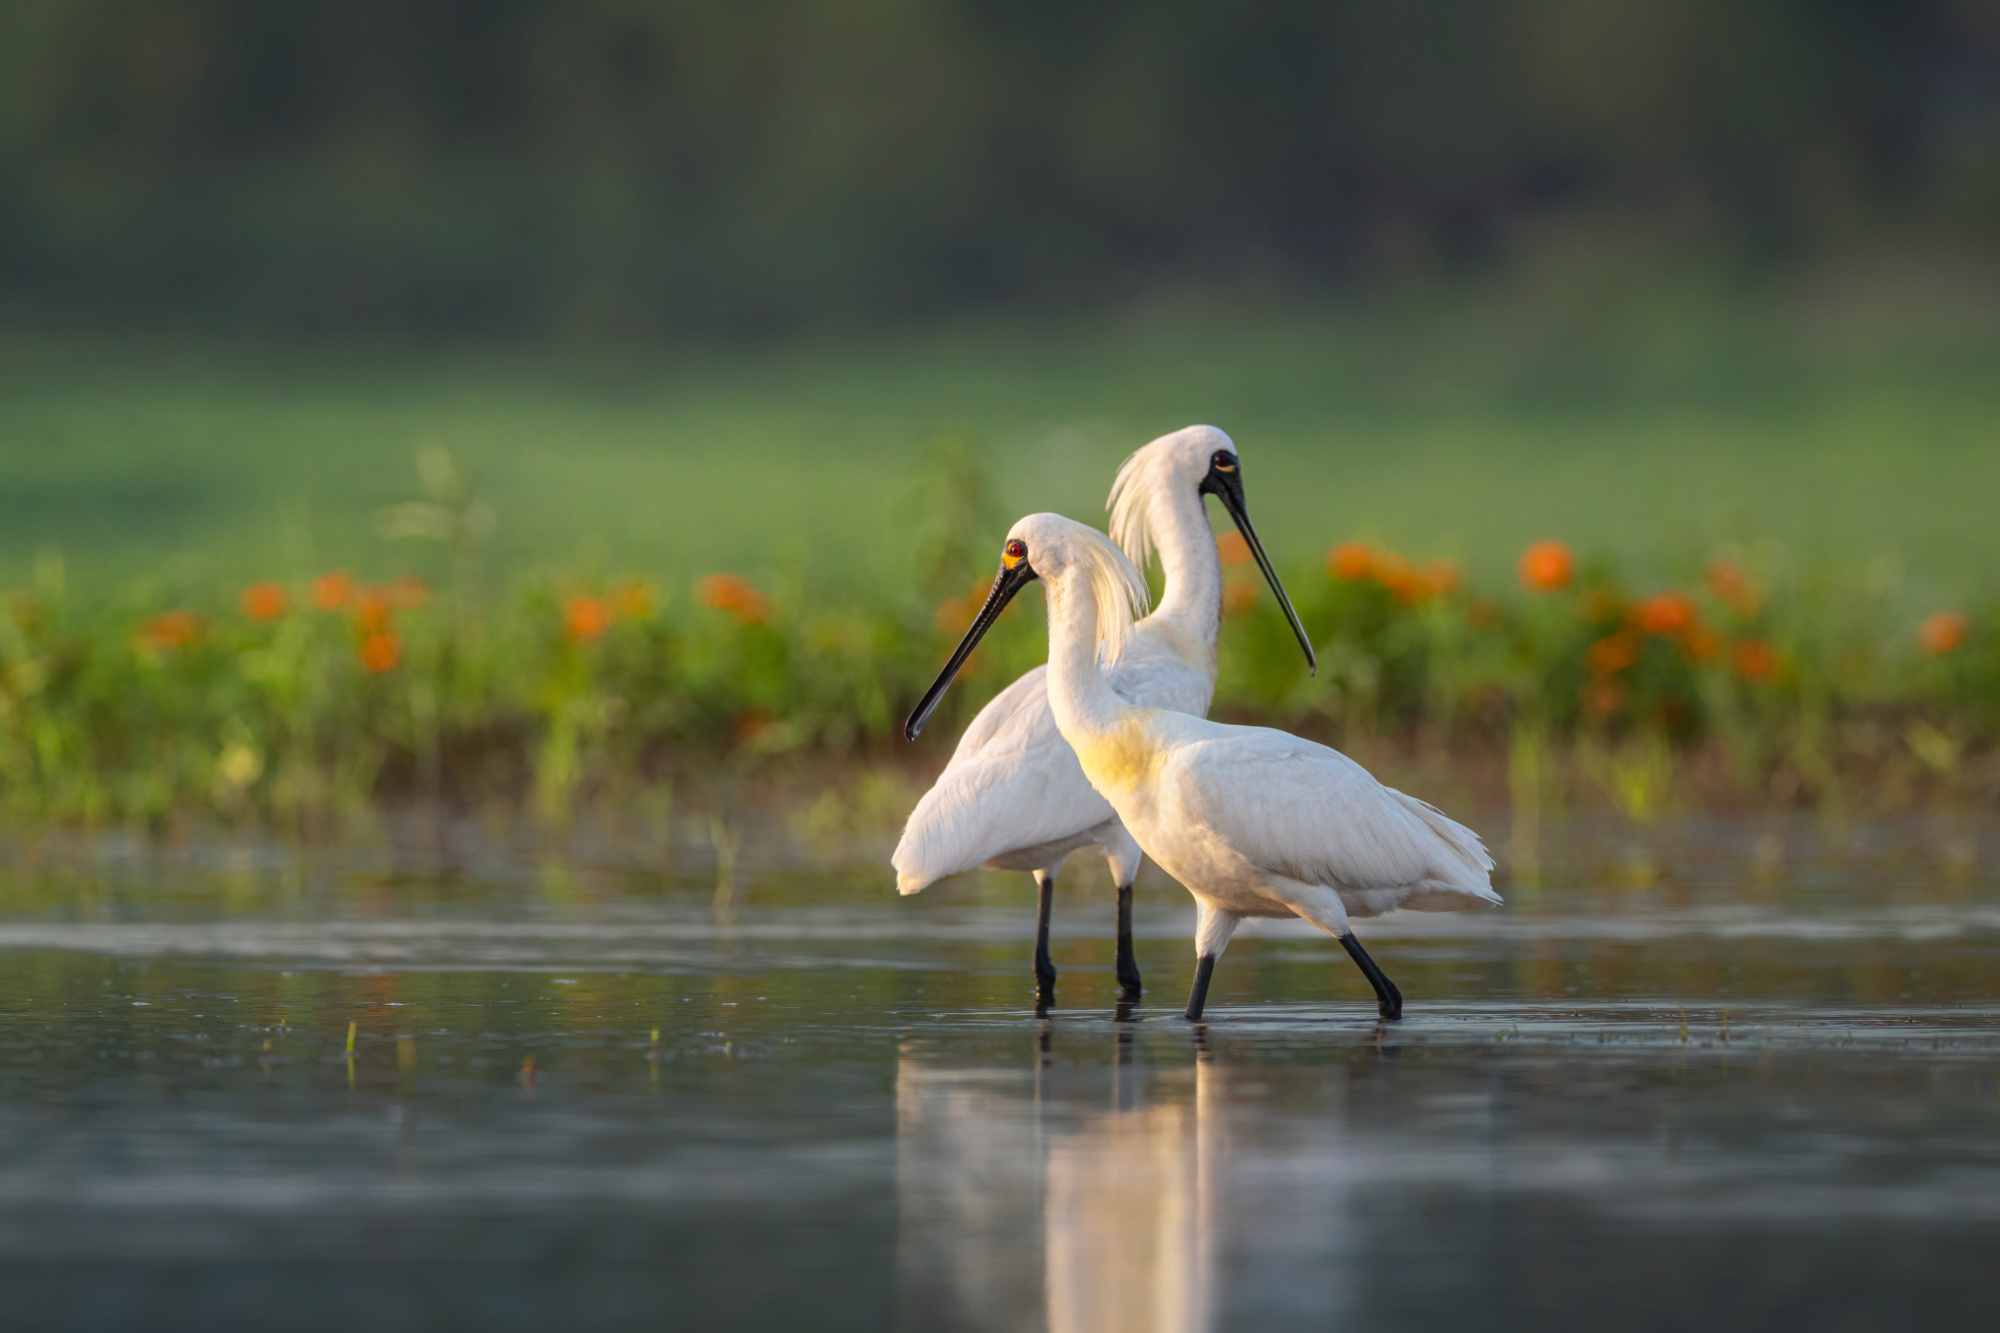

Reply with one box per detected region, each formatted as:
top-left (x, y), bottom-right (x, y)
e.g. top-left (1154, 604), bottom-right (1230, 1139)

top-left (1, 0), bottom-right (1996, 334)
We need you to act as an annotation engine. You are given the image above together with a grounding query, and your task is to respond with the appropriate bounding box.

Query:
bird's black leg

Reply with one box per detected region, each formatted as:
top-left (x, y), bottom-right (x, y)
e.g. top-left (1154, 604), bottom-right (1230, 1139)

top-left (1033, 869), bottom-right (1057, 1006)
top-left (1340, 933), bottom-right (1403, 1020)
top-left (1183, 953), bottom-right (1217, 1021)
top-left (1114, 881), bottom-right (1142, 1001)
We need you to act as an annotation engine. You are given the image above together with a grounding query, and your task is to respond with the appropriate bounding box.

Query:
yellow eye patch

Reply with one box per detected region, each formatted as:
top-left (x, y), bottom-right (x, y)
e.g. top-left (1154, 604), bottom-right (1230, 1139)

top-left (1002, 540), bottom-right (1027, 568)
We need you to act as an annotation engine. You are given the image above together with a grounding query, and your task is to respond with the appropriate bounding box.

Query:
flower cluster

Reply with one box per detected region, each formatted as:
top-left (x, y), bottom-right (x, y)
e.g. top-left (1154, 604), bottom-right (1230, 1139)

top-left (698, 574), bottom-right (770, 625)
top-left (1328, 542), bottom-right (1459, 605)
top-left (26, 526), bottom-right (1985, 827)
top-left (564, 581), bottom-right (657, 642)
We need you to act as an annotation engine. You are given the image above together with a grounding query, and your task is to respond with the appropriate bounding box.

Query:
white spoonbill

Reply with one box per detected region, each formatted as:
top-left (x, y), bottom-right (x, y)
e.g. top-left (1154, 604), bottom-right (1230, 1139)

top-left (906, 514), bottom-right (1499, 1021)
top-left (892, 426), bottom-right (1315, 1003)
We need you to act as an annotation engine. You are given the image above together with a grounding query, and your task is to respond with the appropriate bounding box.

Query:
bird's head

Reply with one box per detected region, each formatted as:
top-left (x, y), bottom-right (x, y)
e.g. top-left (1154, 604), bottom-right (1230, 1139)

top-left (1107, 424), bottom-right (1316, 675)
top-left (905, 514), bottom-right (1149, 742)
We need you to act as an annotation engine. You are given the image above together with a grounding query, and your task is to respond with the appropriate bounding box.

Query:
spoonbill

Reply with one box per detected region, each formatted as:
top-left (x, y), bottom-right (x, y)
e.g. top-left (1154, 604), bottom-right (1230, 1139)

top-left (892, 426), bottom-right (1315, 1004)
top-left (906, 514), bottom-right (1498, 1021)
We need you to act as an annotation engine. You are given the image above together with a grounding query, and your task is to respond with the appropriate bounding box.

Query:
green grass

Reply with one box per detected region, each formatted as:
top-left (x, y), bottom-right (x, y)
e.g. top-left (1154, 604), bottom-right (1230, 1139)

top-left (3, 265), bottom-right (1998, 600)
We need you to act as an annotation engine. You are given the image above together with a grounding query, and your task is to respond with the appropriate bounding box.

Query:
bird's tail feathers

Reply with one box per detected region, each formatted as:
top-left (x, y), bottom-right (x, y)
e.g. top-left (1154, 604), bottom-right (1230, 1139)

top-left (1390, 789), bottom-right (1500, 901)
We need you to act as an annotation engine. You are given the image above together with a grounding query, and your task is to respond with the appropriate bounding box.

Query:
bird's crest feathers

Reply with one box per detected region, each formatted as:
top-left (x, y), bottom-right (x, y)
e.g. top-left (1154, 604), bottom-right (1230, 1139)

top-left (1106, 445), bottom-right (1171, 574)
top-left (1059, 520), bottom-right (1153, 670)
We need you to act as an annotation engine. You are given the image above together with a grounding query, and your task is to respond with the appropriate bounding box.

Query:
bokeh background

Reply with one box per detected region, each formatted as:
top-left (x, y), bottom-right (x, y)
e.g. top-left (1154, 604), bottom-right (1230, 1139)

top-left (1, 0), bottom-right (1997, 580)
top-left (6, 0), bottom-right (2000, 334)
top-left (0, 1), bottom-right (1997, 823)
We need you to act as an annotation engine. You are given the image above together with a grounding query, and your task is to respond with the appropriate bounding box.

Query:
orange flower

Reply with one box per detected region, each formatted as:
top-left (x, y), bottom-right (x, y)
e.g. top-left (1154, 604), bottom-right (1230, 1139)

top-left (1328, 543), bottom-right (1374, 581)
top-left (1519, 540), bottom-right (1574, 592)
top-left (564, 596), bottom-right (611, 641)
top-left (311, 571), bottom-right (353, 611)
top-left (385, 576), bottom-right (428, 611)
top-left (240, 582), bottom-right (287, 621)
top-left (1582, 677), bottom-right (1626, 717)
top-left (1223, 580), bottom-right (1260, 618)
top-left (699, 574), bottom-right (770, 624)
top-left (1733, 638), bottom-right (1777, 681)
top-left (1919, 611), bottom-right (1968, 656)
top-left (1216, 531), bottom-right (1252, 567)
top-left (139, 610), bottom-right (201, 653)
top-left (354, 588), bottom-right (393, 633)
top-left (611, 580), bottom-right (656, 619)
top-left (1371, 553), bottom-right (1415, 603)
top-left (359, 632), bottom-right (401, 673)
top-left (1681, 624), bottom-right (1722, 663)
top-left (1586, 632), bottom-right (1640, 675)
top-left (1634, 592), bottom-right (1697, 637)
top-left (1334, 548), bottom-right (1456, 606)
top-left (1704, 561), bottom-right (1760, 615)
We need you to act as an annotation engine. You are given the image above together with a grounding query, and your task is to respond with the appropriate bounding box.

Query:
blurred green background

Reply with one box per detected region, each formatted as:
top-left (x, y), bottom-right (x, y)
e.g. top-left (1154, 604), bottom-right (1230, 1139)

top-left (0, 1), bottom-right (1996, 821)
top-left (0, 0), bottom-right (1997, 586)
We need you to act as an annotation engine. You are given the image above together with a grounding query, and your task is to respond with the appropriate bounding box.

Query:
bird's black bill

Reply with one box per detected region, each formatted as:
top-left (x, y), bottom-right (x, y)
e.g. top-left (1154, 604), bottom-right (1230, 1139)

top-left (904, 558), bottom-right (1038, 741)
top-left (1204, 468), bottom-right (1317, 675)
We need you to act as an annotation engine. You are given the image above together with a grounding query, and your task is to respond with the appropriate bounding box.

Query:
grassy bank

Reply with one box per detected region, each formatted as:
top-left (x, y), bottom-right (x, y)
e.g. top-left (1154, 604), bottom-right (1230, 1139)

top-left (0, 482), bottom-right (1992, 833)
top-left (1, 269), bottom-right (1996, 829)
top-left (4, 261), bottom-right (1999, 593)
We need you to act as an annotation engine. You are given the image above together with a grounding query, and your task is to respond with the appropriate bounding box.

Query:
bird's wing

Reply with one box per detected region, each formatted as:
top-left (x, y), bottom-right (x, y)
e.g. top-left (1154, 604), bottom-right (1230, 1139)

top-left (893, 706), bottom-right (1114, 888)
top-left (941, 664), bottom-right (1055, 768)
top-left (1168, 725), bottom-right (1496, 902)
top-left (1105, 632), bottom-right (1214, 717)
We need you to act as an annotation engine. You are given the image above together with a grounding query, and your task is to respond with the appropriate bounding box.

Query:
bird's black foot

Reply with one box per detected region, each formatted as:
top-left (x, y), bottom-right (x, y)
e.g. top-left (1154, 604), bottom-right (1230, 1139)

top-left (1032, 869), bottom-right (1058, 1007)
top-left (1340, 932), bottom-right (1403, 1021)
top-left (1183, 953), bottom-right (1216, 1022)
top-left (1115, 882), bottom-right (1142, 1001)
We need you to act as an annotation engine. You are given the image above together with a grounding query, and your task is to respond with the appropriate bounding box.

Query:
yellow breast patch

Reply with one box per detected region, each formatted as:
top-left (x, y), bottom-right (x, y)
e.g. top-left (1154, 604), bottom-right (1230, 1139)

top-left (1075, 713), bottom-right (1164, 795)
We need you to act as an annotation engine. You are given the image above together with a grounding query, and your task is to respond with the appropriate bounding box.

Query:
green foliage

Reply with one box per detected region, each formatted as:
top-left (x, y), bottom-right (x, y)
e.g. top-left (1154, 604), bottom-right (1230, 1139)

top-left (0, 512), bottom-right (1989, 829)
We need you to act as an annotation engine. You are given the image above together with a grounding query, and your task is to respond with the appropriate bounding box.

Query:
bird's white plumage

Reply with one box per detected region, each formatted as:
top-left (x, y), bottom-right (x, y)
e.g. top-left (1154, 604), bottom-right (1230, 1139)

top-left (893, 426), bottom-right (1232, 895)
top-left (1117, 711), bottom-right (1497, 921)
top-left (1001, 513), bottom-right (1498, 954)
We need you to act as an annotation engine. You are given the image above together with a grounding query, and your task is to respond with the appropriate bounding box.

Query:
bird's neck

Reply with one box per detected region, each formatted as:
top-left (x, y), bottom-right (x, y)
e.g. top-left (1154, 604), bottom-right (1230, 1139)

top-left (1140, 486), bottom-right (1222, 678)
top-left (1043, 574), bottom-right (1136, 747)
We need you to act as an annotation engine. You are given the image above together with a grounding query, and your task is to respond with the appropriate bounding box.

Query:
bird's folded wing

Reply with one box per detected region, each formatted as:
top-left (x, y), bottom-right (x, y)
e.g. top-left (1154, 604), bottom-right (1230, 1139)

top-left (1172, 732), bottom-right (1496, 897)
top-left (1104, 634), bottom-right (1213, 716)
top-left (893, 738), bottom-right (1115, 884)
top-left (944, 664), bottom-right (1056, 766)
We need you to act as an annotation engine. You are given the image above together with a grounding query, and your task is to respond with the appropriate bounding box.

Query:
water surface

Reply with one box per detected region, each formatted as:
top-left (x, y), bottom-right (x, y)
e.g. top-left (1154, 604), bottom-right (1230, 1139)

top-left (3, 816), bottom-right (1997, 1331)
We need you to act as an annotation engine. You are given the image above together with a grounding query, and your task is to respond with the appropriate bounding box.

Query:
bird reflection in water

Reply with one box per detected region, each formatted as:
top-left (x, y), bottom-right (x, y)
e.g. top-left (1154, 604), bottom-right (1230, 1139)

top-left (895, 1024), bottom-right (1238, 1333)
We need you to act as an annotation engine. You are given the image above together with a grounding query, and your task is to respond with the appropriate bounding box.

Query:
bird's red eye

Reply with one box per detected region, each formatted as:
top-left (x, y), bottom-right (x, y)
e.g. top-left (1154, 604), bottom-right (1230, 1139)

top-left (1002, 540), bottom-right (1027, 568)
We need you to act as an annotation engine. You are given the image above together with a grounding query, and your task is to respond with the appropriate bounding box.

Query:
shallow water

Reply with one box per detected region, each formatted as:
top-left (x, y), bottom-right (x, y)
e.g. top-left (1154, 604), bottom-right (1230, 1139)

top-left (2, 817), bottom-right (1998, 1331)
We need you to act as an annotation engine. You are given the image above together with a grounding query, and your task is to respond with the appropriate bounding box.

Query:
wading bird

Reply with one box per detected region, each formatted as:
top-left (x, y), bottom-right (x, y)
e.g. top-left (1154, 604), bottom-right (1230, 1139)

top-left (892, 426), bottom-right (1315, 1004)
top-left (907, 514), bottom-right (1498, 1021)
